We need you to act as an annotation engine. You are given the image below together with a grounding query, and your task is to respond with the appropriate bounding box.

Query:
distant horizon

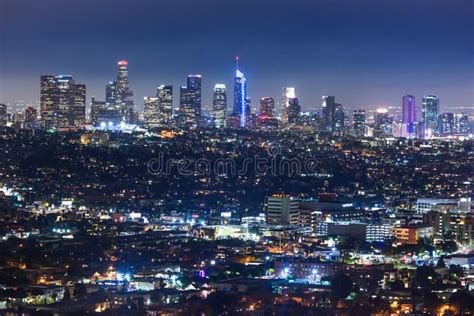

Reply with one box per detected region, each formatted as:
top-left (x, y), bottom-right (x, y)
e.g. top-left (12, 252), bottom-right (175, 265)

top-left (1, 0), bottom-right (473, 111)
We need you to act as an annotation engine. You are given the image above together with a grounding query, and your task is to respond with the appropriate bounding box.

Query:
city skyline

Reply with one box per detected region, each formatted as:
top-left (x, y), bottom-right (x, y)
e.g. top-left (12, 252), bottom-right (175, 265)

top-left (1, 0), bottom-right (473, 110)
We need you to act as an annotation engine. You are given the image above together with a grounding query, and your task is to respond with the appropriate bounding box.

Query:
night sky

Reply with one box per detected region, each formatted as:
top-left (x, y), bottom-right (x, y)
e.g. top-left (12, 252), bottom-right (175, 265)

top-left (1, 0), bottom-right (473, 112)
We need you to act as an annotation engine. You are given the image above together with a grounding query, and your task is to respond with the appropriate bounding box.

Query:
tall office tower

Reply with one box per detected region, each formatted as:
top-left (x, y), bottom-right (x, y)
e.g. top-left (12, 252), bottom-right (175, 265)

top-left (259, 97), bottom-right (275, 117)
top-left (212, 84), bottom-right (227, 128)
top-left (422, 95), bottom-right (440, 138)
top-left (287, 97), bottom-right (301, 124)
top-left (353, 110), bottom-right (366, 137)
top-left (333, 103), bottom-right (345, 134)
top-left (105, 82), bottom-right (117, 104)
top-left (233, 57), bottom-right (249, 127)
top-left (90, 97), bottom-right (121, 127)
top-left (71, 83), bottom-right (86, 126)
top-left (438, 112), bottom-right (454, 135)
top-left (156, 85), bottom-right (173, 125)
top-left (321, 95), bottom-right (336, 132)
top-left (105, 60), bottom-right (134, 123)
top-left (179, 75), bottom-right (202, 126)
top-left (374, 108), bottom-right (392, 135)
top-left (402, 95), bottom-right (416, 135)
top-left (40, 75), bottom-right (86, 128)
top-left (265, 195), bottom-right (300, 226)
top-left (23, 106), bottom-right (38, 129)
top-left (454, 113), bottom-right (469, 134)
top-left (40, 75), bottom-right (57, 128)
top-left (0, 104), bottom-right (7, 126)
top-left (143, 97), bottom-right (160, 126)
top-left (281, 87), bottom-right (296, 123)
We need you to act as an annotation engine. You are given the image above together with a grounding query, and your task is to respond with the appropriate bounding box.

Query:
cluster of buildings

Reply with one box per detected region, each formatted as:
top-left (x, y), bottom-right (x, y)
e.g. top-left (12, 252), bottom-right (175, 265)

top-left (0, 59), bottom-right (471, 139)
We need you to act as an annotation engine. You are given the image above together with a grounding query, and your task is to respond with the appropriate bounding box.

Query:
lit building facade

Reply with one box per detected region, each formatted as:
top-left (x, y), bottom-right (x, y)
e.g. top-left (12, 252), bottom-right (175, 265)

top-left (402, 95), bottom-right (416, 135)
top-left (422, 95), bottom-right (439, 138)
top-left (353, 110), bottom-right (366, 137)
top-left (212, 84), bottom-right (227, 128)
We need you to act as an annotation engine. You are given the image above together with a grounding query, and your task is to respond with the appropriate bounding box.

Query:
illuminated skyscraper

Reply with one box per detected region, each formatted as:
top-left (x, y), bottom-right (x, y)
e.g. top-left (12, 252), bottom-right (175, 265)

top-left (156, 85), bottom-right (173, 124)
top-left (105, 60), bottom-right (134, 123)
top-left (0, 104), bottom-right (7, 126)
top-left (233, 57), bottom-right (249, 127)
top-left (333, 103), bottom-right (345, 134)
top-left (454, 113), bottom-right (469, 134)
top-left (179, 75), bottom-right (202, 126)
top-left (143, 97), bottom-right (160, 126)
top-left (287, 97), bottom-right (301, 124)
top-left (353, 110), bottom-right (366, 137)
top-left (402, 95), bottom-right (416, 134)
top-left (281, 87), bottom-right (296, 123)
top-left (321, 96), bottom-right (336, 132)
top-left (259, 97), bottom-right (275, 117)
top-left (40, 75), bottom-right (86, 128)
top-left (422, 95), bottom-right (439, 137)
top-left (212, 84), bottom-right (227, 128)
top-left (23, 106), bottom-right (38, 129)
top-left (438, 112), bottom-right (454, 135)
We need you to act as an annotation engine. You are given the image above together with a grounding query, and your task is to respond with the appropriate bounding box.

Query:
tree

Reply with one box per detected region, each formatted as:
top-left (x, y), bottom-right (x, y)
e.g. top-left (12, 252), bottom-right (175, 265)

top-left (390, 279), bottom-right (405, 291)
top-left (448, 265), bottom-right (464, 278)
top-left (422, 291), bottom-right (442, 313)
top-left (436, 258), bottom-right (446, 268)
top-left (442, 241), bottom-right (458, 254)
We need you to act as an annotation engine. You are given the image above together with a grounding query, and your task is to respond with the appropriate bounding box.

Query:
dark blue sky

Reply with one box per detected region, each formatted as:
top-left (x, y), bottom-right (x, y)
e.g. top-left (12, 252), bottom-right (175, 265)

top-left (1, 0), bottom-right (473, 112)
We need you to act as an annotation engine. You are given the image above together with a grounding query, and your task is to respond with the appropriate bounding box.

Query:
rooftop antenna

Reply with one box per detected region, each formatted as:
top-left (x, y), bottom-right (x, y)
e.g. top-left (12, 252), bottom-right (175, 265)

top-left (235, 56), bottom-right (239, 71)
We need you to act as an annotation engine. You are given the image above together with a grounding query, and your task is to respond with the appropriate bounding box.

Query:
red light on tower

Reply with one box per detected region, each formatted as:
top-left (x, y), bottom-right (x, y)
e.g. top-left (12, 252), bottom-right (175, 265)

top-left (118, 60), bottom-right (128, 67)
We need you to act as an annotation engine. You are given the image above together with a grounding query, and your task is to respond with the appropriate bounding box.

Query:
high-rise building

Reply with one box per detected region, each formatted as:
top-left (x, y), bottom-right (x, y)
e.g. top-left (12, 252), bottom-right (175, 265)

top-left (454, 113), bottom-right (469, 134)
top-left (143, 97), bottom-right (160, 126)
top-left (265, 195), bottom-right (300, 226)
top-left (374, 108), bottom-right (392, 135)
top-left (259, 97), bottom-right (275, 117)
top-left (281, 87), bottom-right (296, 123)
top-left (23, 106), bottom-right (38, 129)
top-left (0, 104), bottom-right (7, 126)
top-left (156, 85), bottom-right (173, 125)
top-left (422, 95), bottom-right (439, 138)
top-left (287, 97), bottom-right (301, 124)
top-left (233, 57), bottom-right (249, 128)
top-left (105, 60), bottom-right (134, 123)
top-left (333, 103), bottom-right (345, 134)
top-left (105, 82), bottom-right (117, 104)
top-left (321, 96), bottom-right (336, 132)
top-left (212, 84), bottom-right (227, 128)
top-left (353, 110), bottom-right (366, 137)
top-left (179, 75), bottom-right (202, 126)
top-left (438, 112), bottom-right (454, 135)
top-left (402, 95), bottom-right (416, 135)
top-left (40, 75), bottom-right (86, 128)
top-left (90, 97), bottom-right (121, 127)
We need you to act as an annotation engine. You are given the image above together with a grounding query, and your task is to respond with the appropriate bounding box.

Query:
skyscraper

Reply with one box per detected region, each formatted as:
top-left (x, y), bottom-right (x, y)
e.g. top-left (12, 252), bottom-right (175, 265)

top-left (259, 97), bottom-right (275, 117)
top-left (23, 106), bottom-right (38, 129)
top-left (287, 97), bottom-right (301, 124)
top-left (438, 112), bottom-right (454, 135)
top-left (422, 95), bottom-right (439, 138)
top-left (105, 60), bottom-right (134, 123)
top-left (40, 75), bottom-right (86, 128)
top-left (402, 95), bottom-right (416, 135)
top-left (321, 96), bottom-right (336, 132)
top-left (333, 103), bottom-right (345, 134)
top-left (143, 97), bottom-right (160, 126)
top-left (0, 104), bottom-right (7, 126)
top-left (454, 113), bottom-right (469, 134)
top-left (233, 57), bottom-right (249, 128)
top-left (156, 85), bottom-right (173, 125)
top-left (179, 75), bottom-right (202, 127)
top-left (212, 84), bottom-right (227, 128)
top-left (353, 110), bottom-right (366, 137)
top-left (281, 87), bottom-right (296, 123)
